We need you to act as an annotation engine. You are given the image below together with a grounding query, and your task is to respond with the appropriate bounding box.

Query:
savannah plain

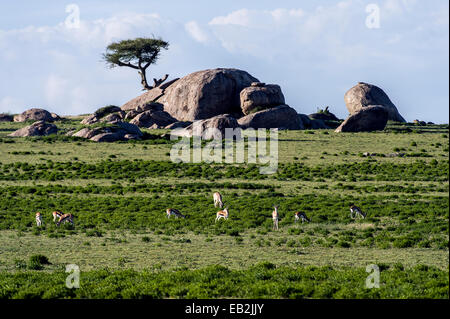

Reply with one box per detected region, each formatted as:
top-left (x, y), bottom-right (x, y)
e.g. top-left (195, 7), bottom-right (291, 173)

top-left (0, 119), bottom-right (448, 298)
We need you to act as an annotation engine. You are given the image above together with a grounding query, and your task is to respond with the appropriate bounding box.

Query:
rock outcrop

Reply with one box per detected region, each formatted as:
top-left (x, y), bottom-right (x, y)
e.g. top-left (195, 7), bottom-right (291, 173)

top-left (158, 68), bottom-right (259, 121)
top-left (72, 127), bottom-right (103, 139)
top-left (129, 110), bottom-right (177, 128)
top-left (81, 106), bottom-right (124, 125)
top-left (135, 102), bottom-right (164, 113)
top-left (308, 108), bottom-right (340, 122)
top-left (172, 114), bottom-right (240, 139)
top-left (71, 122), bottom-right (143, 142)
top-left (238, 105), bottom-right (303, 130)
top-left (344, 82), bottom-right (406, 122)
top-left (99, 112), bottom-right (124, 124)
top-left (90, 133), bottom-right (124, 143)
top-left (13, 108), bottom-right (57, 123)
top-left (335, 105), bottom-right (389, 132)
top-left (120, 79), bottom-right (179, 112)
top-left (8, 121), bottom-right (58, 137)
top-left (240, 83), bottom-right (285, 115)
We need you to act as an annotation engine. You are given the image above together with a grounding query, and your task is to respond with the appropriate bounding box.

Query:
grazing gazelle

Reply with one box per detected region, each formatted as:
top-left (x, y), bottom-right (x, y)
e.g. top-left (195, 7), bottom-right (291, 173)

top-left (215, 207), bottom-right (229, 222)
top-left (35, 212), bottom-right (43, 227)
top-left (272, 205), bottom-right (279, 230)
top-left (350, 205), bottom-right (366, 219)
top-left (294, 212), bottom-right (311, 223)
top-left (166, 208), bottom-right (186, 219)
top-left (56, 213), bottom-right (74, 227)
top-left (52, 211), bottom-right (64, 223)
top-left (213, 192), bottom-right (224, 208)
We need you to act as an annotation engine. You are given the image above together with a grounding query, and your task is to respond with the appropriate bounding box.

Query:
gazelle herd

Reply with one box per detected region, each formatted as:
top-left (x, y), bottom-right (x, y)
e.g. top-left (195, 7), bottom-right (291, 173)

top-left (162, 192), bottom-right (365, 230)
top-left (34, 192), bottom-right (366, 229)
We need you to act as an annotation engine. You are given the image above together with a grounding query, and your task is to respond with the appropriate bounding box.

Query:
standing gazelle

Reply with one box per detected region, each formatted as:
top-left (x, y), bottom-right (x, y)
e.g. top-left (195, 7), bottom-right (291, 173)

top-left (56, 213), bottom-right (74, 227)
top-left (294, 212), bottom-right (310, 223)
top-left (350, 205), bottom-right (366, 219)
top-left (213, 192), bottom-right (224, 208)
top-left (272, 205), bottom-right (279, 230)
top-left (166, 208), bottom-right (186, 219)
top-left (35, 212), bottom-right (43, 227)
top-left (216, 207), bottom-right (229, 222)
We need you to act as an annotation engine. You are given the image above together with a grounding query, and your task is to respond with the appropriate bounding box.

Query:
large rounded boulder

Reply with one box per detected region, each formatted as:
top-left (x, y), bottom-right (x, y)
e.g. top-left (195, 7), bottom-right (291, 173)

top-left (13, 108), bottom-right (57, 122)
top-left (8, 121), bottom-right (58, 137)
top-left (240, 83), bottom-right (285, 115)
top-left (238, 105), bottom-right (303, 130)
top-left (344, 82), bottom-right (406, 122)
top-left (159, 68), bottom-right (259, 121)
top-left (335, 105), bottom-right (389, 132)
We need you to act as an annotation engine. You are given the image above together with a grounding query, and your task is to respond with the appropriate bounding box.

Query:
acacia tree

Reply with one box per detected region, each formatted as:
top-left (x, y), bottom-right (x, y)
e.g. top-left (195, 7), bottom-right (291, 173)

top-left (102, 37), bottom-right (169, 91)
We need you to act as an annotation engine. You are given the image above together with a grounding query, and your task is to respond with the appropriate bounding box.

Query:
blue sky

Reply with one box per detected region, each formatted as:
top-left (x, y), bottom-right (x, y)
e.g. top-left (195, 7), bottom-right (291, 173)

top-left (0, 0), bottom-right (448, 122)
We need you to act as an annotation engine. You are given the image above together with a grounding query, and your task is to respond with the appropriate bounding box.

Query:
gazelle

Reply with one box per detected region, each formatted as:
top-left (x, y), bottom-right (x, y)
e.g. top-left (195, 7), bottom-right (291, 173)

top-left (213, 192), bottom-right (224, 208)
top-left (56, 213), bottom-right (74, 227)
top-left (166, 208), bottom-right (186, 219)
top-left (35, 212), bottom-right (42, 227)
top-left (52, 211), bottom-right (64, 223)
top-left (294, 212), bottom-right (310, 223)
top-left (272, 205), bottom-right (279, 230)
top-left (216, 207), bottom-right (229, 222)
top-left (350, 205), bottom-right (366, 219)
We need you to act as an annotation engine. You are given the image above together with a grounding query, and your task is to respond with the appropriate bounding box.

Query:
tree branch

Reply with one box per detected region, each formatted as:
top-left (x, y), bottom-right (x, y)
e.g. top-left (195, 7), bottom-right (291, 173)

top-left (153, 74), bottom-right (169, 88)
top-left (116, 60), bottom-right (139, 70)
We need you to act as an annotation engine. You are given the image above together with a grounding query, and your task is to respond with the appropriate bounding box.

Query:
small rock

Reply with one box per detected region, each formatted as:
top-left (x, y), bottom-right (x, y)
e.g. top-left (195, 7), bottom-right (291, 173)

top-left (130, 110), bottom-right (177, 128)
top-left (90, 133), bottom-right (124, 142)
top-left (0, 114), bottom-right (13, 122)
top-left (8, 121), bottom-right (58, 137)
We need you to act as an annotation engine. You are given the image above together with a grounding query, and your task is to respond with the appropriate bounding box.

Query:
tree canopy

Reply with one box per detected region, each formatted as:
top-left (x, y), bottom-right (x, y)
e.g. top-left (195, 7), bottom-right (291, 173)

top-left (103, 37), bottom-right (169, 91)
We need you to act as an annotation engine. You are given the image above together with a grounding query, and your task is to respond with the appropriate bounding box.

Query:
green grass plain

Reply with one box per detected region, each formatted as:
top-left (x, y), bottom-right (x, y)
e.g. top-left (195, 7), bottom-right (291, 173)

top-left (0, 119), bottom-right (448, 298)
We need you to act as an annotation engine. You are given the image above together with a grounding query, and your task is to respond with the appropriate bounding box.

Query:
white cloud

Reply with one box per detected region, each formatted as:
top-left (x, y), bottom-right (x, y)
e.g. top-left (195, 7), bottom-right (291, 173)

top-left (0, 2), bottom-right (447, 122)
top-left (209, 8), bottom-right (252, 27)
top-left (0, 12), bottom-right (180, 115)
top-left (185, 21), bottom-right (209, 43)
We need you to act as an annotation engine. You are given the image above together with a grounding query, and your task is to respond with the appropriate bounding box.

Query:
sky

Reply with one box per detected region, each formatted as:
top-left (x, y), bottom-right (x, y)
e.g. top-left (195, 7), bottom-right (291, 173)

top-left (0, 0), bottom-right (448, 123)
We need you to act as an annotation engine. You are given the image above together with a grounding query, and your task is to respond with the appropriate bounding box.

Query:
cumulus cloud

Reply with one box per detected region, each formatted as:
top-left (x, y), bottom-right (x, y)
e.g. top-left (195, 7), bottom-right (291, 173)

top-left (0, 13), bottom-right (180, 115)
top-left (185, 21), bottom-right (209, 43)
top-left (0, 1), bottom-right (448, 122)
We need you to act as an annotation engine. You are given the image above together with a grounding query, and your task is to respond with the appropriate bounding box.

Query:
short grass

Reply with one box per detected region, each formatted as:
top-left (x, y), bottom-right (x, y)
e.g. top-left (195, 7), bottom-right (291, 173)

top-left (0, 120), bottom-right (448, 299)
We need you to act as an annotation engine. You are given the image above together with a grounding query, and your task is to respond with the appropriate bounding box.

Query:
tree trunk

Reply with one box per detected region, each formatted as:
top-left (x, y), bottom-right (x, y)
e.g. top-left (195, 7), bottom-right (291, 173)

top-left (139, 69), bottom-right (152, 91)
